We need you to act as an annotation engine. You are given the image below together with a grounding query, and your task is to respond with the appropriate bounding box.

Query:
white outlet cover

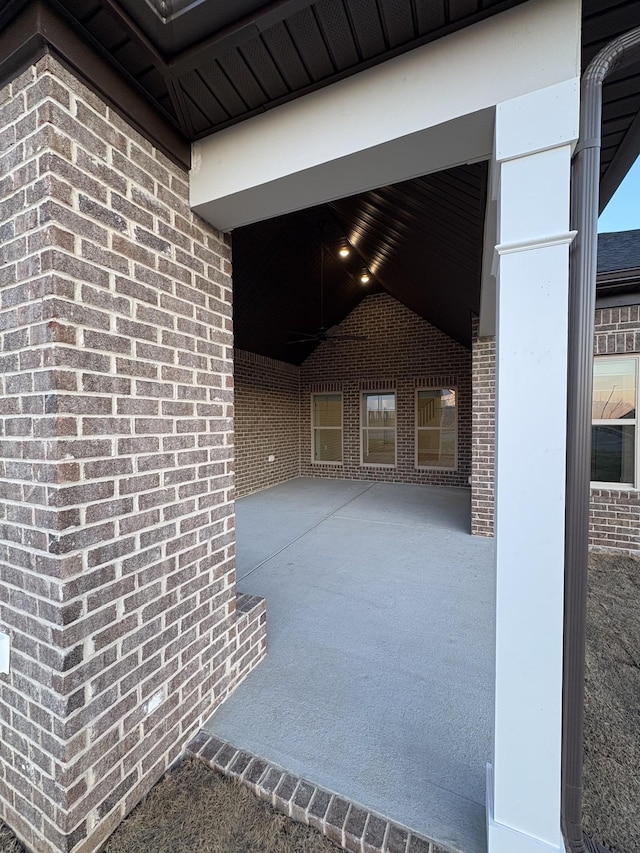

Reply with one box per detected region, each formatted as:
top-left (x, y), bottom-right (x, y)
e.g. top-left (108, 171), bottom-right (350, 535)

top-left (0, 632), bottom-right (10, 674)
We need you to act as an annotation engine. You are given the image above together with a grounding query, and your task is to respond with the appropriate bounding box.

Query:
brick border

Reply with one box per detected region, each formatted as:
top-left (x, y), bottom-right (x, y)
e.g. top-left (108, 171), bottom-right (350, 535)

top-left (186, 732), bottom-right (457, 853)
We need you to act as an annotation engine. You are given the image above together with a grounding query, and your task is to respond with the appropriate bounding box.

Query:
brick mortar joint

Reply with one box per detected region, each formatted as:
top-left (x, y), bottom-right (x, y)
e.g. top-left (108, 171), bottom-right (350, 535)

top-left (186, 733), bottom-right (452, 853)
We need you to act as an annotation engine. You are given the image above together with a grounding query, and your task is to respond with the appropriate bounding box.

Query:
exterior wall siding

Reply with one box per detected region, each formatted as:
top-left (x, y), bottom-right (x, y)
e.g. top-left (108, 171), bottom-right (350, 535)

top-left (299, 294), bottom-right (472, 488)
top-left (591, 306), bottom-right (640, 553)
top-left (0, 56), bottom-right (265, 853)
top-left (234, 350), bottom-right (300, 498)
top-left (469, 305), bottom-right (640, 553)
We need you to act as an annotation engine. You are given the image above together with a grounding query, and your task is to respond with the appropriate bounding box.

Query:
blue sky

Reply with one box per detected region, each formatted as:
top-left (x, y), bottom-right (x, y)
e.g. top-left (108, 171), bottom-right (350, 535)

top-left (598, 156), bottom-right (640, 233)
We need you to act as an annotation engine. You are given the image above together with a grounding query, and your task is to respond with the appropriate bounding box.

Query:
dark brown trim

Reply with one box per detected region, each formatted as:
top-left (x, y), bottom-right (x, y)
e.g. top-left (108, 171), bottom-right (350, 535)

top-left (0, 0), bottom-right (190, 168)
top-left (564, 23), bottom-right (640, 853)
top-left (599, 107), bottom-right (640, 213)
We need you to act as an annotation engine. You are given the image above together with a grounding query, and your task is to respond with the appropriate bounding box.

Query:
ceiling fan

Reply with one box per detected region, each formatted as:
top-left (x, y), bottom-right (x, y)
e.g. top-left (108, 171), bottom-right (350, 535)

top-left (287, 226), bottom-right (367, 346)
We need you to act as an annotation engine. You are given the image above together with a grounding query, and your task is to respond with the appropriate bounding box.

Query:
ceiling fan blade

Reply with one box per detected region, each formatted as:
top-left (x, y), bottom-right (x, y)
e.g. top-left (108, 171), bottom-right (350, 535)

top-left (326, 333), bottom-right (367, 342)
top-left (286, 337), bottom-right (319, 344)
top-left (286, 330), bottom-right (318, 339)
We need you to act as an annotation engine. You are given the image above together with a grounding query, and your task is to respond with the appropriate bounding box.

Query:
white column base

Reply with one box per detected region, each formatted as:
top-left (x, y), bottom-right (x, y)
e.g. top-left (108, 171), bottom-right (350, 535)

top-left (486, 764), bottom-right (565, 853)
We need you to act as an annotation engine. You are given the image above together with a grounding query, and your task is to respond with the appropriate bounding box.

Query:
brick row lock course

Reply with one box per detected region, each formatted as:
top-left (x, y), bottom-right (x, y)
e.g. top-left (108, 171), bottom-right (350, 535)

top-left (188, 732), bottom-right (453, 853)
top-left (0, 55), bottom-right (265, 853)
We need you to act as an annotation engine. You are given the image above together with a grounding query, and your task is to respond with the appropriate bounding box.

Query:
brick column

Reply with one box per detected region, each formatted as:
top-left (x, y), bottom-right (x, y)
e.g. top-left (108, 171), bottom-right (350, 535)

top-left (471, 318), bottom-right (495, 536)
top-left (0, 56), bottom-right (265, 853)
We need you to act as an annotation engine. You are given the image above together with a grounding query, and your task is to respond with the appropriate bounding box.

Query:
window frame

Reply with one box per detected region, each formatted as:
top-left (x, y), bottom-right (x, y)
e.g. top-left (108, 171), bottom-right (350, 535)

top-left (311, 392), bottom-right (343, 465)
top-left (360, 390), bottom-right (397, 468)
top-left (414, 386), bottom-right (459, 471)
top-left (591, 354), bottom-right (639, 490)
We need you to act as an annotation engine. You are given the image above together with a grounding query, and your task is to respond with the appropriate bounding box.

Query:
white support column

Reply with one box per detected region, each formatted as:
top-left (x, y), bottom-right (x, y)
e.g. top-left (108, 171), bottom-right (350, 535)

top-left (487, 79), bottom-right (580, 853)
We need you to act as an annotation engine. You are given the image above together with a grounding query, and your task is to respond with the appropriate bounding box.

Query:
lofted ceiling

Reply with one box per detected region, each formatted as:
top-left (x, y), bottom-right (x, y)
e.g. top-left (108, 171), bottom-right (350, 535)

top-left (233, 163), bottom-right (487, 363)
top-left (1, 1), bottom-right (639, 363)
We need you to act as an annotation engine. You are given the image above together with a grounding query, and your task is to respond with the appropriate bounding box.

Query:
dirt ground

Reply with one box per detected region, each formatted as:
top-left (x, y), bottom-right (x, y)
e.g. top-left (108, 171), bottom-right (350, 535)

top-left (582, 552), bottom-right (640, 853)
top-left (0, 552), bottom-right (638, 853)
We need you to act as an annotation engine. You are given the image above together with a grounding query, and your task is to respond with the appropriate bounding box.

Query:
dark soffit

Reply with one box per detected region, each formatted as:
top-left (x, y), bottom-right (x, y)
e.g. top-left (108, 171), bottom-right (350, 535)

top-left (1, 1), bottom-right (639, 365)
top-left (1, 2), bottom-right (639, 191)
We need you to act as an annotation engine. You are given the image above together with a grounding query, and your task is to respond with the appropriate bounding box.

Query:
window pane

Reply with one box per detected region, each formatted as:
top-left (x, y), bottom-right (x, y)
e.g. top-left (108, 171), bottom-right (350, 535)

top-left (592, 359), bottom-right (636, 420)
top-left (363, 429), bottom-right (395, 464)
top-left (417, 389), bottom-right (456, 427)
top-left (314, 394), bottom-right (342, 427)
top-left (314, 429), bottom-right (342, 462)
top-left (417, 428), bottom-right (456, 468)
top-left (364, 393), bottom-right (396, 428)
top-left (591, 424), bottom-right (635, 483)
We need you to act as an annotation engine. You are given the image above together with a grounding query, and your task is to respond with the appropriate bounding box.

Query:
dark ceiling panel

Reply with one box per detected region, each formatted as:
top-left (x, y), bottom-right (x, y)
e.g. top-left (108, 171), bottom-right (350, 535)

top-left (199, 60), bottom-right (250, 116)
top-left (448, 0), bottom-right (480, 24)
top-left (416, 0), bottom-right (447, 33)
top-left (217, 51), bottom-right (268, 110)
top-left (582, 5), bottom-right (640, 55)
top-left (181, 70), bottom-right (229, 126)
top-left (239, 39), bottom-right (289, 101)
top-left (314, 0), bottom-right (361, 68)
top-left (286, 8), bottom-right (336, 80)
top-left (347, 0), bottom-right (387, 59)
top-left (261, 22), bottom-right (313, 90)
top-left (81, 7), bottom-right (130, 51)
top-left (379, 0), bottom-right (416, 49)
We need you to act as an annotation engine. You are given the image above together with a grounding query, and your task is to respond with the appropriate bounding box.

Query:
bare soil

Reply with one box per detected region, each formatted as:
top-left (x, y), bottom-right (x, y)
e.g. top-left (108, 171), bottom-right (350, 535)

top-left (1, 552), bottom-right (638, 853)
top-left (582, 552), bottom-right (640, 853)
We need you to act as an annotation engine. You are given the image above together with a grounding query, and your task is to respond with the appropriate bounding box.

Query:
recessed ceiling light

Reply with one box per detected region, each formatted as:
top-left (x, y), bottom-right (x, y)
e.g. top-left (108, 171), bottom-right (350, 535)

top-left (338, 243), bottom-right (350, 258)
top-left (360, 270), bottom-right (371, 284)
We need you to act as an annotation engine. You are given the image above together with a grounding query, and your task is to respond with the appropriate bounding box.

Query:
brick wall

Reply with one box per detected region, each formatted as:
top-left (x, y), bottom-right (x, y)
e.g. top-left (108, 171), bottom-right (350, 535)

top-left (0, 56), bottom-right (265, 853)
top-left (234, 350), bottom-right (300, 498)
top-left (299, 294), bottom-right (472, 487)
top-left (468, 305), bottom-right (640, 553)
top-left (471, 319), bottom-right (495, 536)
top-left (590, 306), bottom-right (640, 553)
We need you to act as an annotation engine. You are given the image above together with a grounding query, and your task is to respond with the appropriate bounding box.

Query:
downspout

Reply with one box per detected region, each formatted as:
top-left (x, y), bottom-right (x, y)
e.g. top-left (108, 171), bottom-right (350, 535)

top-left (563, 23), bottom-right (640, 853)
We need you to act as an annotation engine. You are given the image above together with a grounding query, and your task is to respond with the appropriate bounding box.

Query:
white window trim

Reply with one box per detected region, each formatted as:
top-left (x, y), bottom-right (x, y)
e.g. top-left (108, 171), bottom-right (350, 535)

top-left (360, 390), bottom-right (397, 468)
top-left (414, 386), bottom-right (459, 471)
top-left (311, 392), bottom-right (343, 465)
top-left (591, 353), bottom-right (639, 491)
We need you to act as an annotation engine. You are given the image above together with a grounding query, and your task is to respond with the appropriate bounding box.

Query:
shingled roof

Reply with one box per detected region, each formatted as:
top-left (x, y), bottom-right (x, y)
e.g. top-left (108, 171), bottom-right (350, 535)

top-left (598, 229), bottom-right (640, 274)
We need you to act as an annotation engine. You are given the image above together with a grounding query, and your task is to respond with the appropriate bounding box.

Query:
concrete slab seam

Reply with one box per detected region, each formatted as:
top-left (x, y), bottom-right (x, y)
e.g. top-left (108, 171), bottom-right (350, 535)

top-left (236, 482), bottom-right (375, 582)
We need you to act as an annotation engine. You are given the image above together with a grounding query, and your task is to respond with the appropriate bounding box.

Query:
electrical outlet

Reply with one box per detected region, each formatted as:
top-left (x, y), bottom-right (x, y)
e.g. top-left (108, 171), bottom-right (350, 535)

top-left (0, 632), bottom-right (10, 674)
top-left (268, 454), bottom-right (275, 462)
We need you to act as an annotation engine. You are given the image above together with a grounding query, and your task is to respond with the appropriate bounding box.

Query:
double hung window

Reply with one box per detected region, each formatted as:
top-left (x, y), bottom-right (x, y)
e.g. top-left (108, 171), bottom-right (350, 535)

top-left (312, 393), bottom-right (343, 463)
top-left (415, 388), bottom-right (457, 469)
top-left (361, 392), bottom-right (396, 466)
top-left (591, 356), bottom-right (637, 487)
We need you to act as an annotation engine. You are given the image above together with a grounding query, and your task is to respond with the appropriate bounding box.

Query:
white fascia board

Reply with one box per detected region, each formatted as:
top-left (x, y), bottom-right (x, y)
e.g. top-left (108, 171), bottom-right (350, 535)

top-left (192, 110), bottom-right (494, 230)
top-left (190, 0), bottom-right (581, 231)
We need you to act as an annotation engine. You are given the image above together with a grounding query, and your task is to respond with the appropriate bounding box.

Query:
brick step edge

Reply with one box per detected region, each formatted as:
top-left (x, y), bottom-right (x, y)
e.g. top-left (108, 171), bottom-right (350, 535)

top-left (186, 731), bottom-right (460, 853)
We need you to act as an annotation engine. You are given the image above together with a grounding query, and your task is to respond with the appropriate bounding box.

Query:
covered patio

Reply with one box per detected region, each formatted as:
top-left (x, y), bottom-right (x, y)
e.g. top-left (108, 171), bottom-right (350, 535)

top-left (203, 478), bottom-right (495, 853)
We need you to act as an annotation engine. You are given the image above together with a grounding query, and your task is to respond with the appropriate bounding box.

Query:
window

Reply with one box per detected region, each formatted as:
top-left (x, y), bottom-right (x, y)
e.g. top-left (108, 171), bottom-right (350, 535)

top-left (312, 393), bottom-right (343, 463)
top-left (361, 392), bottom-right (396, 466)
top-left (592, 356), bottom-right (637, 487)
top-left (416, 388), bottom-right (457, 469)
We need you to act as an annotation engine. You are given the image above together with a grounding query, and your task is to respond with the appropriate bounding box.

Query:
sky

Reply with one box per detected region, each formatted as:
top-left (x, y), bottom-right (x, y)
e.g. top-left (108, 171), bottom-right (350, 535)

top-left (597, 156), bottom-right (640, 233)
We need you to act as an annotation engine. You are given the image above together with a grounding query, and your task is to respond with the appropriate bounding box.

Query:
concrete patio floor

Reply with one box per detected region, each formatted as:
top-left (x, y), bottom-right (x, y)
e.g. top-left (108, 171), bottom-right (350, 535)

top-left (203, 477), bottom-right (496, 853)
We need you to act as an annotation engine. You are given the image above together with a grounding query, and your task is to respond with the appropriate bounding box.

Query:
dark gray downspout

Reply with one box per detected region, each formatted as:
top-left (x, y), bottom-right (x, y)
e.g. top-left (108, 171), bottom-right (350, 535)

top-left (563, 24), bottom-right (640, 853)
